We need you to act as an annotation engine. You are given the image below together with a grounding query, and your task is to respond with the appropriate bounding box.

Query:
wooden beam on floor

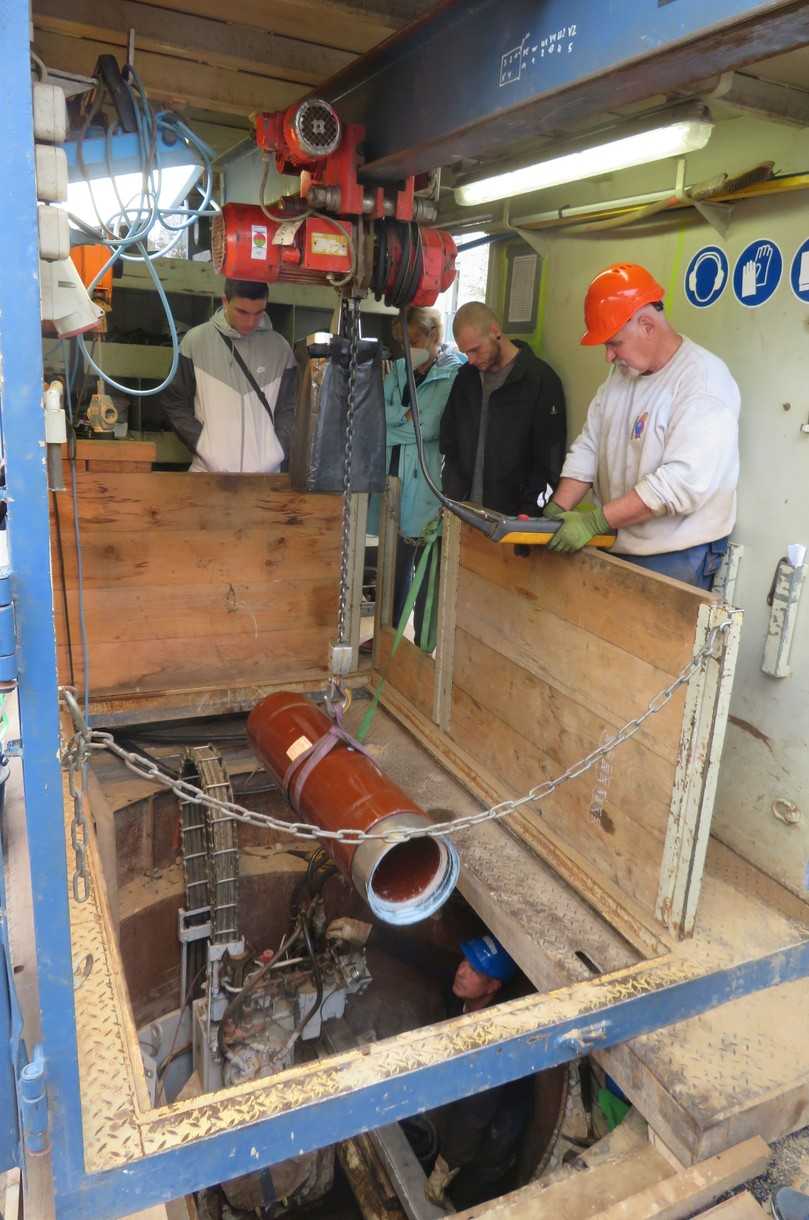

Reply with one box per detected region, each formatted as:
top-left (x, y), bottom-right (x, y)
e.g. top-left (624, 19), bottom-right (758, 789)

top-left (32, 0), bottom-right (356, 86)
top-left (599, 1136), bottom-right (769, 1220)
top-left (32, 29), bottom-right (305, 115)
top-left (699, 1193), bottom-right (767, 1218)
top-left (455, 1137), bottom-right (768, 1219)
top-left (455, 1145), bottom-right (675, 1219)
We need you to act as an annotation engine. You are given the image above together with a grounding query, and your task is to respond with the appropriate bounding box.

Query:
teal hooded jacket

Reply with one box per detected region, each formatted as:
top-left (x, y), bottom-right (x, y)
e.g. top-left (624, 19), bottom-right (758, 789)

top-left (368, 348), bottom-right (464, 540)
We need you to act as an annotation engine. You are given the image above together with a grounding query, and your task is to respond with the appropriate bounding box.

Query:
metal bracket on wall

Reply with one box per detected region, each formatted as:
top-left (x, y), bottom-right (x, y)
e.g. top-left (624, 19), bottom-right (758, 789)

top-left (713, 543), bottom-right (744, 605)
top-left (762, 555), bottom-right (807, 678)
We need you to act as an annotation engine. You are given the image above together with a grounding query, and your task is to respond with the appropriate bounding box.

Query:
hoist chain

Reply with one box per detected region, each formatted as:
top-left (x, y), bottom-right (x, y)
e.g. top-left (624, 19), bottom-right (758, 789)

top-left (62, 731), bottom-right (92, 903)
top-left (335, 295), bottom-right (361, 649)
top-left (60, 620), bottom-right (729, 860)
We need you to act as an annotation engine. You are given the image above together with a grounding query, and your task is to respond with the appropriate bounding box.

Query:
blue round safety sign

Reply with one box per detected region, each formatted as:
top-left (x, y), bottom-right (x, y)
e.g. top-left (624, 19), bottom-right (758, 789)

top-left (684, 246), bottom-right (728, 308)
top-left (789, 238), bottom-right (809, 304)
top-left (732, 238), bottom-right (783, 308)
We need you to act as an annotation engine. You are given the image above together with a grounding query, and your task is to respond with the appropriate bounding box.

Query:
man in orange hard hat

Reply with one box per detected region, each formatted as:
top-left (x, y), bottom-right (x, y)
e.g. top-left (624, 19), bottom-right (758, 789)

top-left (544, 263), bottom-right (740, 588)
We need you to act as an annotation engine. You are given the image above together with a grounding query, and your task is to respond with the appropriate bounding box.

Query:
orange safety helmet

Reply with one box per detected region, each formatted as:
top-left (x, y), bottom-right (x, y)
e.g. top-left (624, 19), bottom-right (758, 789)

top-left (580, 263), bottom-right (665, 346)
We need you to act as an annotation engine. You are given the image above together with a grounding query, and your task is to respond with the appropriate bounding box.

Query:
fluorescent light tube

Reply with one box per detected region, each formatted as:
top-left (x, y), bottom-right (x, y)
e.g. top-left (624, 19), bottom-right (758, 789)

top-left (454, 115), bottom-right (714, 207)
top-left (62, 164), bottom-right (202, 230)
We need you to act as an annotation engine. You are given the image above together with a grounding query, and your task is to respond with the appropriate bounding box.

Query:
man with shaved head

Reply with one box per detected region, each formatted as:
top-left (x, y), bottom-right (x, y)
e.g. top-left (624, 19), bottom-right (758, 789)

top-left (439, 301), bottom-right (566, 516)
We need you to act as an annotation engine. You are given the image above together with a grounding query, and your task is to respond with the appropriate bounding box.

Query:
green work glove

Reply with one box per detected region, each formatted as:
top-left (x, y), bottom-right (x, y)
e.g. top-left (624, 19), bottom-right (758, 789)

top-left (548, 507), bottom-right (610, 553)
top-left (541, 500), bottom-right (565, 520)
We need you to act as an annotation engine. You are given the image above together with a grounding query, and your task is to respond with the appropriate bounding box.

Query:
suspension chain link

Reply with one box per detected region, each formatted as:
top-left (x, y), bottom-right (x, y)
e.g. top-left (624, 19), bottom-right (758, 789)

top-left (335, 294), bottom-right (361, 648)
top-left (63, 729), bottom-right (92, 903)
top-left (60, 621), bottom-right (730, 852)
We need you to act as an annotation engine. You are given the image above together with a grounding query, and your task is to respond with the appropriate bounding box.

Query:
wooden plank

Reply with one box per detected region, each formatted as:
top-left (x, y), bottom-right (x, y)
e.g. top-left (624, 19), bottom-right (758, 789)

top-left (88, 673), bottom-right (364, 726)
top-left (33, 30), bottom-right (306, 115)
top-left (4, 1169), bottom-right (21, 1220)
top-left (460, 526), bottom-right (713, 678)
top-left (54, 579), bottom-right (337, 644)
top-left (449, 685), bottom-right (665, 911)
top-left (50, 474), bottom-right (342, 701)
top-left (58, 627), bottom-right (331, 694)
top-left (51, 472), bottom-right (341, 534)
top-left (599, 1137), bottom-right (769, 1219)
top-left (373, 627), bottom-right (435, 720)
top-left (377, 679), bottom-right (670, 957)
top-left (657, 606), bottom-right (743, 936)
top-left (33, 0), bottom-right (354, 85)
top-left (699, 1194), bottom-right (766, 1218)
top-left (453, 628), bottom-right (677, 835)
top-left (120, 0), bottom-right (407, 52)
top-left (454, 1145), bottom-right (674, 1219)
top-left (61, 440), bottom-right (157, 463)
top-left (53, 525), bottom-right (339, 589)
top-left (372, 476), bottom-right (399, 638)
top-left (456, 566), bottom-right (686, 763)
top-left (84, 460), bottom-right (153, 473)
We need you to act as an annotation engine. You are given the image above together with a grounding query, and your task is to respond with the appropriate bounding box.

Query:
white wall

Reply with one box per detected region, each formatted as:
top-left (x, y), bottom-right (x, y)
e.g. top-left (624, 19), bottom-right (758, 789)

top-left (488, 114), bottom-right (809, 897)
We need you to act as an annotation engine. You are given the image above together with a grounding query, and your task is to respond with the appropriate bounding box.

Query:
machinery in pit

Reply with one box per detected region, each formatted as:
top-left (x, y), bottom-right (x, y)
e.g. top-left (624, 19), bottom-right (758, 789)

top-left (141, 745), bottom-right (373, 1216)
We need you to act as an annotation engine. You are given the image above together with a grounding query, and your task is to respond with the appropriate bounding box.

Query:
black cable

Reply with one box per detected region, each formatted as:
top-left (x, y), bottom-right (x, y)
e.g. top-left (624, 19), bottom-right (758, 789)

top-left (299, 915), bottom-right (324, 1036)
top-left (386, 220), bottom-right (411, 309)
top-left (399, 221), bottom-right (424, 307)
top-left (156, 963), bottom-right (205, 1103)
top-left (51, 492), bottom-right (76, 688)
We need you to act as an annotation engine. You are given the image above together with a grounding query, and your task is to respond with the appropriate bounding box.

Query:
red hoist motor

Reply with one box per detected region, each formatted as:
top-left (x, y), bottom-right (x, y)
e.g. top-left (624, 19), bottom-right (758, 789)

top-left (211, 98), bottom-right (457, 308)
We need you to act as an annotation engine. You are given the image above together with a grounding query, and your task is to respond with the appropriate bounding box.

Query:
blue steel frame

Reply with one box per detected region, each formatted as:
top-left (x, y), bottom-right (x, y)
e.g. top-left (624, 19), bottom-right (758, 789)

top-left (2, 3), bottom-right (809, 1218)
top-left (324, 0), bottom-right (809, 178)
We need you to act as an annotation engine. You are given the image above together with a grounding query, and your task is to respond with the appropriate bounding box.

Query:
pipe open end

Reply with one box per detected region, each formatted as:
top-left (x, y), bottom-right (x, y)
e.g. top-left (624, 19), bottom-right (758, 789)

top-left (357, 830), bottom-right (460, 926)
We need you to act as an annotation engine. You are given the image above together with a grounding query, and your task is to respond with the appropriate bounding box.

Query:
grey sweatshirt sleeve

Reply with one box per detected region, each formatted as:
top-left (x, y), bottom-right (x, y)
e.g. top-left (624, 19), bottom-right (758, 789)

top-left (274, 363), bottom-right (298, 462)
top-left (159, 352), bottom-right (202, 454)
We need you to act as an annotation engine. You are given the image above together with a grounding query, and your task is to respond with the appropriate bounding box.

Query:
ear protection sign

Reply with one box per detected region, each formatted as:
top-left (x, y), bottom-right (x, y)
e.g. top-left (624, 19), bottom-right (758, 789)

top-left (685, 247), bottom-right (728, 306)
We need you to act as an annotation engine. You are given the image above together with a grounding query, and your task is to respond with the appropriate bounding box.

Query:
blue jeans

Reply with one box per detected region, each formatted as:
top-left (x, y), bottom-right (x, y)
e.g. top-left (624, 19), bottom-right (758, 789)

top-left (618, 537), bottom-right (728, 590)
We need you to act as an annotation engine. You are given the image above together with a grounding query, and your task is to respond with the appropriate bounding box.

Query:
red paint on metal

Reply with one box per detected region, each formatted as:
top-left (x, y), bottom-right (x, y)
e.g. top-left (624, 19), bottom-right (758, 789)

top-left (247, 692), bottom-right (434, 898)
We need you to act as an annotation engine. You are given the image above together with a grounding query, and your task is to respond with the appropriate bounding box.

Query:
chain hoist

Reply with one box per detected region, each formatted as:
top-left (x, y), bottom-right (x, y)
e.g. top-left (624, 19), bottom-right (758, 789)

top-left (60, 621), bottom-right (730, 866)
top-left (327, 292), bottom-right (363, 709)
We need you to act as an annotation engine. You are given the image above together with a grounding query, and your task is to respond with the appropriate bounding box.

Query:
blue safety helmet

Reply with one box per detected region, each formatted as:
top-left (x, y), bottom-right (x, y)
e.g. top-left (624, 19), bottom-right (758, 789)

top-left (460, 935), bottom-right (517, 983)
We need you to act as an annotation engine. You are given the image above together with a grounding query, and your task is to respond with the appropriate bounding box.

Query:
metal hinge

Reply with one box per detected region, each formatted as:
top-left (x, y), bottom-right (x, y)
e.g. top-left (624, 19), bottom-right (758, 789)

top-left (19, 1044), bottom-right (48, 1154)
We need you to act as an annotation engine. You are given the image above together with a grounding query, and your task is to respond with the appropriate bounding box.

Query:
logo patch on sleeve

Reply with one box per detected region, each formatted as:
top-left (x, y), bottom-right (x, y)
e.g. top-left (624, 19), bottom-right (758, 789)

top-left (631, 412), bottom-right (649, 440)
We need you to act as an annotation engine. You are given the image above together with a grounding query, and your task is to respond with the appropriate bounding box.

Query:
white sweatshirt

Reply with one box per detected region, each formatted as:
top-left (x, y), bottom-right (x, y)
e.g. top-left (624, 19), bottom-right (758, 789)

top-left (561, 337), bottom-right (740, 555)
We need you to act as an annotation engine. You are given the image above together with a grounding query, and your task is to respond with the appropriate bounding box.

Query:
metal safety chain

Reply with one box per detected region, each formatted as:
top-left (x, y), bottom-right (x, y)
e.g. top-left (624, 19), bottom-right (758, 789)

top-left (62, 731), bottom-right (92, 902)
top-left (61, 621), bottom-right (730, 854)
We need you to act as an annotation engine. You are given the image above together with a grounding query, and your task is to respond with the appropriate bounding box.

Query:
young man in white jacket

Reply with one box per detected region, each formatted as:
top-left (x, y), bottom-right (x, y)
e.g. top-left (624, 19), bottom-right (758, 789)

top-left (161, 278), bottom-right (297, 473)
top-left (545, 262), bottom-right (740, 588)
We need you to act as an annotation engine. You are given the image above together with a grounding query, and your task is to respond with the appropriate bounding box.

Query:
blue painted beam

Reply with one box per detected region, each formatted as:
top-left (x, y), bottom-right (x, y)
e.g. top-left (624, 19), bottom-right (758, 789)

top-left (321, 0), bottom-right (809, 179)
top-left (0, 0), bottom-right (87, 1200)
top-left (53, 937), bottom-right (809, 1219)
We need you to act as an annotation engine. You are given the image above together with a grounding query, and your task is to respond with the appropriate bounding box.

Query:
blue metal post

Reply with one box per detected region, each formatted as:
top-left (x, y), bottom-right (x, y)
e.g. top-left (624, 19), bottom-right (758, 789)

top-left (0, 774), bottom-right (23, 1173)
top-left (0, 0), bottom-right (85, 1199)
